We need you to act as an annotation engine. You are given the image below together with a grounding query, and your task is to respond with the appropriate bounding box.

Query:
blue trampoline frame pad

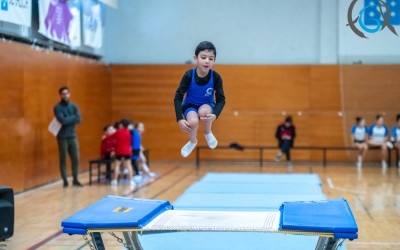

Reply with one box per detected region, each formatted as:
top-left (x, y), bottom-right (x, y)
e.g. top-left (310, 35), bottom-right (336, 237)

top-left (62, 196), bottom-right (173, 235)
top-left (62, 195), bottom-right (358, 240)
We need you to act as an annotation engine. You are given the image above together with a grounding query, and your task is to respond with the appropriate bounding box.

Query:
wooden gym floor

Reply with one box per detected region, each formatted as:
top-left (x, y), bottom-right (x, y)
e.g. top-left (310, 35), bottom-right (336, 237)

top-left (2, 163), bottom-right (400, 250)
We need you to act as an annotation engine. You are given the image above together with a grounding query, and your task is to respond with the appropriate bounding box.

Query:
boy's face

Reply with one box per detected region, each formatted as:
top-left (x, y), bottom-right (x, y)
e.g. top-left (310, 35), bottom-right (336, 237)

top-left (194, 50), bottom-right (215, 75)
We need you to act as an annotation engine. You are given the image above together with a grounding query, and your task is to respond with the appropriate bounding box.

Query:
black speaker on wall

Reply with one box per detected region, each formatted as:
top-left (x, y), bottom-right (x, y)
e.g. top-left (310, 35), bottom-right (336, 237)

top-left (0, 186), bottom-right (14, 241)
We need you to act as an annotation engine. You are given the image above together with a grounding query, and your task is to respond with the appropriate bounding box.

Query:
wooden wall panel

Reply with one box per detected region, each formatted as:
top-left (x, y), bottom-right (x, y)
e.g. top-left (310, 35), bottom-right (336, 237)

top-left (0, 42), bottom-right (111, 192)
top-left (110, 65), bottom-right (348, 162)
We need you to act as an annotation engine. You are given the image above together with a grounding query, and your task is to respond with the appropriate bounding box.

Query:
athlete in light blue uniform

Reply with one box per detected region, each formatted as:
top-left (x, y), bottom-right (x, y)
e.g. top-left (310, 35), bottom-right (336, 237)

top-left (391, 114), bottom-right (400, 167)
top-left (368, 115), bottom-right (390, 168)
top-left (351, 117), bottom-right (368, 167)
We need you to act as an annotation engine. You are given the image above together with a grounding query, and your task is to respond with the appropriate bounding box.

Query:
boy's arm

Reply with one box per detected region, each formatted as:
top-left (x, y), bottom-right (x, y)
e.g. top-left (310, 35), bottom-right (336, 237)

top-left (213, 73), bottom-right (226, 118)
top-left (174, 71), bottom-right (191, 121)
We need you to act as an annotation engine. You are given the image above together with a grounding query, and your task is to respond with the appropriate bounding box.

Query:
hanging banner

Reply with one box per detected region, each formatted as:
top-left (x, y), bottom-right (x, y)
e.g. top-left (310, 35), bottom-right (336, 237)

top-left (38, 0), bottom-right (81, 47)
top-left (82, 0), bottom-right (103, 49)
top-left (98, 0), bottom-right (117, 9)
top-left (0, 0), bottom-right (31, 27)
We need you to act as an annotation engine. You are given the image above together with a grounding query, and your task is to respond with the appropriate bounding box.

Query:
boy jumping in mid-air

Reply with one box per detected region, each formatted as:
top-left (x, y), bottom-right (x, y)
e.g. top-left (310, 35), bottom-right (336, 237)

top-left (174, 41), bottom-right (226, 157)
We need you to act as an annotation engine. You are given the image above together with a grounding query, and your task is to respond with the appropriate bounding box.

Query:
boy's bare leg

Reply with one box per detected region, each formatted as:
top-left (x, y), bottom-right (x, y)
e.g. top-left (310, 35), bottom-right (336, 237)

top-left (181, 111), bottom-right (199, 157)
top-left (199, 104), bottom-right (217, 149)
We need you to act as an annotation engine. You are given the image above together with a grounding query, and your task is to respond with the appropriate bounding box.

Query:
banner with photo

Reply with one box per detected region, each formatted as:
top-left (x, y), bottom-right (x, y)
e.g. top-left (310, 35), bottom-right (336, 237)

top-left (38, 0), bottom-right (81, 47)
top-left (82, 0), bottom-right (103, 49)
top-left (0, 0), bottom-right (31, 27)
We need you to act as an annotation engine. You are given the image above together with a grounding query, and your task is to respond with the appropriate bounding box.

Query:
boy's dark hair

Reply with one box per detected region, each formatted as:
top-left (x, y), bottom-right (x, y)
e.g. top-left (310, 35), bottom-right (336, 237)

top-left (376, 114), bottom-right (384, 120)
top-left (285, 116), bottom-right (292, 123)
top-left (59, 86), bottom-right (69, 94)
top-left (356, 116), bottom-right (363, 124)
top-left (397, 113), bottom-right (400, 122)
top-left (195, 41), bottom-right (217, 58)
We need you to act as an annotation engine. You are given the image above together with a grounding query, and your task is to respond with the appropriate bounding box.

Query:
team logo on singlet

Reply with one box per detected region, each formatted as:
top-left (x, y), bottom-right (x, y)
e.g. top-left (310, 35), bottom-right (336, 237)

top-left (205, 88), bottom-right (214, 97)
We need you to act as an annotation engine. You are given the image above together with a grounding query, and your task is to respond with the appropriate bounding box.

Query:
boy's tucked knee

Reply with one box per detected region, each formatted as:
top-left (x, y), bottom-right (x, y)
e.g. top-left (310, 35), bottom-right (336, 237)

top-left (198, 109), bottom-right (211, 117)
top-left (188, 119), bottom-right (199, 128)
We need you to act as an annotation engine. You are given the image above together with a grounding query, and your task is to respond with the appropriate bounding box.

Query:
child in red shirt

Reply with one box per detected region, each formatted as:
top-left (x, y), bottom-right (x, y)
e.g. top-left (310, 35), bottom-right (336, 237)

top-left (111, 119), bottom-right (135, 187)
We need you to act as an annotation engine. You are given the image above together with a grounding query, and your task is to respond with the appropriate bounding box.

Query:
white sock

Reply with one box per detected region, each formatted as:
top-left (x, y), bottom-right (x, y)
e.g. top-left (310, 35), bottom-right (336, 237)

top-left (382, 160), bottom-right (387, 168)
top-left (181, 141), bottom-right (197, 157)
top-left (204, 132), bottom-right (218, 149)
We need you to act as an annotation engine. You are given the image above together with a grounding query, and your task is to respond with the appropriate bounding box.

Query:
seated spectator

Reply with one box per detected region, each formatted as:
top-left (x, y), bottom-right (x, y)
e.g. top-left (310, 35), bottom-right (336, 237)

top-left (368, 114), bottom-right (391, 168)
top-left (351, 116), bottom-right (368, 168)
top-left (111, 119), bottom-right (135, 187)
top-left (391, 113), bottom-right (400, 167)
top-left (274, 116), bottom-right (296, 169)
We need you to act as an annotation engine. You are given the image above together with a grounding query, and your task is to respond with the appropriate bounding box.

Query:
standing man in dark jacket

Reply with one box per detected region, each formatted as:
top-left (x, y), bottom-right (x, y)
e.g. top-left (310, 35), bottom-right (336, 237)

top-left (274, 116), bottom-right (296, 168)
top-left (54, 86), bottom-right (83, 187)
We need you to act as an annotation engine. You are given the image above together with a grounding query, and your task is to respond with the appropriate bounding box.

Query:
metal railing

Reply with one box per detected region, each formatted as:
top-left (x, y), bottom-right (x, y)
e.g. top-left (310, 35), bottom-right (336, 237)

top-left (195, 145), bottom-right (398, 170)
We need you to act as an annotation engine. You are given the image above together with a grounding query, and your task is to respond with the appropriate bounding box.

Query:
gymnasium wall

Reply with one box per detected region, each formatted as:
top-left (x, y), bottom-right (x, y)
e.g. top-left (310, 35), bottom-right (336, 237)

top-left (110, 64), bottom-right (346, 162)
top-left (0, 41), bottom-right (111, 192)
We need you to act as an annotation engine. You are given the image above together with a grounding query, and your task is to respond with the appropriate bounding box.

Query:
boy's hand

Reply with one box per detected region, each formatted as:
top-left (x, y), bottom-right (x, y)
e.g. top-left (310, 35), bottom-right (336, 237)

top-left (200, 114), bottom-right (216, 121)
top-left (178, 119), bottom-right (192, 133)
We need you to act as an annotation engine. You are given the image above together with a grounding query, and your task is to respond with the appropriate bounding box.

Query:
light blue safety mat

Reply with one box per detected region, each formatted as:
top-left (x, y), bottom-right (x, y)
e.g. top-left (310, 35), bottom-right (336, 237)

top-left (184, 182), bottom-right (323, 195)
top-left (200, 173), bottom-right (321, 184)
top-left (174, 193), bottom-right (327, 210)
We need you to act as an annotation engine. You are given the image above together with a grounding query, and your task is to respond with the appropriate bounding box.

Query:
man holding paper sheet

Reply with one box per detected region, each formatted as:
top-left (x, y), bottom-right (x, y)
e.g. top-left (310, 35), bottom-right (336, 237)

top-left (53, 86), bottom-right (82, 188)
